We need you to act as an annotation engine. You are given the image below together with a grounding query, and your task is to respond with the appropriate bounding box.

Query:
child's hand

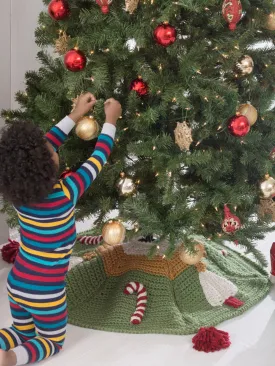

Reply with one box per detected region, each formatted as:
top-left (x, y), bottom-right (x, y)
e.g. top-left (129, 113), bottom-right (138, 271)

top-left (104, 98), bottom-right (122, 126)
top-left (69, 93), bottom-right (97, 123)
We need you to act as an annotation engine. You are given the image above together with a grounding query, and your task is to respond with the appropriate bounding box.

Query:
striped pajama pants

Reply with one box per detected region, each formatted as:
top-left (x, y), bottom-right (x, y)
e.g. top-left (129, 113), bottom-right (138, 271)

top-left (0, 293), bottom-right (67, 365)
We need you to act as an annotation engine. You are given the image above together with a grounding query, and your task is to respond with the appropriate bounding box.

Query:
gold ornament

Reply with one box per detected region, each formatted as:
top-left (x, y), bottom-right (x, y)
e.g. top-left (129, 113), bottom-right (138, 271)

top-left (174, 121), bottom-right (193, 151)
top-left (125, 0), bottom-right (139, 14)
top-left (83, 251), bottom-right (97, 261)
top-left (265, 13), bottom-right (275, 31)
top-left (75, 116), bottom-right (99, 141)
top-left (260, 174), bottom-right (275, 199)
top-left (236, 103), bottom-right (258, 126)
top-left (259, 197), bottom-right (275, 221)
top-left (55, 31), bottom-right (70, 55)
top-left (117, 173), bottom-right (136, 196)
top-left (102, 220), bottom-right (126, 246)
top-left (179, 243), bottom-right (206, 265)
top-left (236, 55), bottom-right (254, 76)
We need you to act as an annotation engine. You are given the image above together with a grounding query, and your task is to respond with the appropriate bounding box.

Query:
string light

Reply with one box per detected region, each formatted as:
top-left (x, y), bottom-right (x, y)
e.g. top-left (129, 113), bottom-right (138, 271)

top-left (123, 127), bottom-right (129, 131)
top-left (196, 70), bottom-right (202, 74)
top-left (104, 48), bottom-right (110, 53)
top-left (157, 90), bottom-right (162, 94)
top-left (162, 255), bottom-right (166, 259)
top-left (90, 50), bottom-right (95, 55)
top-left (204, 97), bottom-right (208, 102)
top-left (136, 112), bottom-right (141, 117)
top-left (172, 97), bottom-right (177, 102)
top-left (218, 233), bottom-right (222, 238)
top-left (155, 172), bottom-right (159, 177)
top-left (156, 245), bottom-right (160, 250)
top-left (168, 172), bottom-right (172, 177)
top-left (217, 125), bottom-right (222, 131)
top-left (153, 146), bottom-right (156, 150)
top-left (116, 138), bottom-right (120, 143)
top-left (195, 141), bottom-right (201, 146)
top-left (158, 64), bottom-right (163, 71)
top-left (215, 207), bottom-right (218, 212)
top-left (201, 223), bottom-right (205, 227)
top-left (52, 119), bottom-right (56, 122)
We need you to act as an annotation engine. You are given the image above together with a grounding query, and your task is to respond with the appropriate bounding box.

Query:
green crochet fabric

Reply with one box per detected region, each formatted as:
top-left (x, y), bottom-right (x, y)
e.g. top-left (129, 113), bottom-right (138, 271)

top-left (66, 241), bottom-right (270, 335)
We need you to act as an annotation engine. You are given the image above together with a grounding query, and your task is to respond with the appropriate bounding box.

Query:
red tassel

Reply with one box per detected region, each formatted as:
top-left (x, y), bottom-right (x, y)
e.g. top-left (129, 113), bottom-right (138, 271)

top-left (192, 327), bottom-right (231, 353)
top-left (224, 296), bottom-right (244, 308)
top-left (1, 240), bottom-right (20, 264)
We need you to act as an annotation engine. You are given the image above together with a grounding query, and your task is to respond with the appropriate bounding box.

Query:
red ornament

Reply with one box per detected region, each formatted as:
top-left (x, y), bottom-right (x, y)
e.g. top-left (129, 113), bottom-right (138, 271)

top-left (192, 327), bottom-right (231, 353)
top-left (48, 0), bottom-right (70, 21)
top-left (64, 49), bottom-right (87, 72)
top-left (130, 78), bottom-right (149, 97)
top-left (1, 240), bottom-right (20, 264)
top-left (222, 0), bottom-right (242, 31)
top-left (59, 168), bottom-right (73, 179)
top-left (222, 205), bottom-right (241, 234)
top-left (227, 115), bottom-right (250, 137)
top-left (154, 23), bottom-right (177, 47)
top-left (96, 0), bottom-right (112, 14)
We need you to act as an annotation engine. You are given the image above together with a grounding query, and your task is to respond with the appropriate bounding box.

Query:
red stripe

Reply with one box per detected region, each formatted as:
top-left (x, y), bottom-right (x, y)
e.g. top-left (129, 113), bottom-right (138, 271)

top-left (137, 296), bottom-right (147, 302)
top-left (16, 255), bottom-right (67, 275)
top-left (24, 342), bottom-right (37, 363)
top-left (31, 198), bottom-right (69, 208)
top-left (10, 302), bottom-right (22, 310)
top-left (13, 266), bottom-right (65, 283)
top-left (137, 288), bottom-right (147, 296)
top-left (46, 133), bottom-right (61, 148)
top-left (33, 310), bottom-right (68, 322)
top-left (96, 142), bottom-right (111, 155)
top-left (73, 174), bottom-right (85, 196)
top-left (133, 313), bottom-right (143, 319)
top-left (21, 226), bottom-right (75, 243)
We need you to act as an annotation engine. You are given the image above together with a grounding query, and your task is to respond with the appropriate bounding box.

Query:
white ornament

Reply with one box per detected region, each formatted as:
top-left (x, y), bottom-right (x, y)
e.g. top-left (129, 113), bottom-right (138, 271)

top-left (174, 121), bottom-right (193, 151)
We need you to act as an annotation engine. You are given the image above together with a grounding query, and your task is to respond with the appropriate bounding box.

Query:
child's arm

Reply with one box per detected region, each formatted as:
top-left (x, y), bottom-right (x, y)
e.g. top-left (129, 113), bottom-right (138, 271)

top-left (60, 98), bottom-right (121, 204)
top-left (45, 93), bottom-right (97, 151)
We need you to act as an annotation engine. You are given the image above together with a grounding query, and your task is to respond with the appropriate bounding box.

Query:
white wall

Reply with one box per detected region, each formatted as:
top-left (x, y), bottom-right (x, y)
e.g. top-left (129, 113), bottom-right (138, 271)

top-left (11, 0), bottom-right (44, 108)
top-left (0, 0), bottom-right (44, 243)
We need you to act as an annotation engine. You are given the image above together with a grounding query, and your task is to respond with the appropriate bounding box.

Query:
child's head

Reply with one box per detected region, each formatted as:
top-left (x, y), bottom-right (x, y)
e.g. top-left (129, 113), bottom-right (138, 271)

top-left (0, 121), bottom-right (59, 206)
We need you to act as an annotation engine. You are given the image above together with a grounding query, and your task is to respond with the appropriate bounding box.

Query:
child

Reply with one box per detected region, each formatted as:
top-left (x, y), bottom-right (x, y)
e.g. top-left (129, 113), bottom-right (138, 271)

top-left (0, 93), bottom-right (121, 366)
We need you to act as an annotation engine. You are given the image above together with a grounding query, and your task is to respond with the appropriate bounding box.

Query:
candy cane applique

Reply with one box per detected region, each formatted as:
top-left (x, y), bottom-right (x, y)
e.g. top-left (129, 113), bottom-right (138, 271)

top-left (77, 235), bottom-right (103, 246)
top-left (124, 282), bottom-right (148, 325)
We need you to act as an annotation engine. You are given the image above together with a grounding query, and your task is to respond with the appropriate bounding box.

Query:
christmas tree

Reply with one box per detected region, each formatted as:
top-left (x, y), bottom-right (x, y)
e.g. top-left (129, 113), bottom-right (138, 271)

top-left (3, 0), bottom-right (275, 265)
top-left (2, 0), bottom-right (275, 336)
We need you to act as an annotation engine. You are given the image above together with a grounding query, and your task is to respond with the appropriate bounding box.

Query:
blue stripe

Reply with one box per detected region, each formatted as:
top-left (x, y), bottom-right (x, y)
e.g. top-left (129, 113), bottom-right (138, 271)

top-left (19, 219), bottom-right (74, 235)
top-left (18, 203), bottom-right (73, 216)
top-left (35, 319), bottom-right (67, 329)
top-left (8, 276), bottom-right (64, 292)
top-left (31, 339), bottom-right (44, 361)
top-left (92, 150), bottom-right (107, 163)
top-left (0, 335), bottom-right (7, 350)
top-left (53, 126), bottom-right (67, 140)
top-left (21, 302), bottom-right (67, 316)
top-left (99, 134), bottom-right (113, 145)
top-left (48, 191), bottom-right (65, 199)
top-left (20, 250), bottom-right (70, 267)
top-left (78, 169), bottom-right (91, 190)
top-left (65, 177), bottom-right (78, 202)
top-left (11, 310), bottom-right (30, 317)
top-left (22, 235), bottom-right (75, 249)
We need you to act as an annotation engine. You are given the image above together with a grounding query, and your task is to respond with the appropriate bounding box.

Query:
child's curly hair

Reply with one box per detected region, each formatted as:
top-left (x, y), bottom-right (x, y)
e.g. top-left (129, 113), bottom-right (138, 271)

top-left (0, 121), bottom-right (58, 206)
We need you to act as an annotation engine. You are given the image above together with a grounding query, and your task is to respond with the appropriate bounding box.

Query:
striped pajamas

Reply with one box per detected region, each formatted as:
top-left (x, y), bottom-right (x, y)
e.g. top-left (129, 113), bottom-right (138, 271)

top-left (0, 117), bottom-right (115, 365)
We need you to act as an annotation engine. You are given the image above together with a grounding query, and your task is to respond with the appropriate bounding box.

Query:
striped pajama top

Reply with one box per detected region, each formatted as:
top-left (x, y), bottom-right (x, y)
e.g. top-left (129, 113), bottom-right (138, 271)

top-left (7, 117), bottom-right (116, 303)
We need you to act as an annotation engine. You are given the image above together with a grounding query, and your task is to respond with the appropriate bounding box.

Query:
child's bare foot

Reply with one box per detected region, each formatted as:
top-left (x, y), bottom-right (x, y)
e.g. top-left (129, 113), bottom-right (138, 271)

top-left (0, 350), bottom-right (16, 366)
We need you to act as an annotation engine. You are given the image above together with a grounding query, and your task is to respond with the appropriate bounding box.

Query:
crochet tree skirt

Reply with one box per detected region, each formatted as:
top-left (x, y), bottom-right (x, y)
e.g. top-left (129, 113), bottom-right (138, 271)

top-left (66, 239), bottom-right (270, 335)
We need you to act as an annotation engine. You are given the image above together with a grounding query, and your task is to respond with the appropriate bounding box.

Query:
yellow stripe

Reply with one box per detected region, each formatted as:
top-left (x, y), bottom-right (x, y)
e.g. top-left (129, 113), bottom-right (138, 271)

top-left (48, 335), bottom-right (65, 342)
top-left (21, 242), bottom-right (72, 259)
top-left (15, 324), bottom-right (35, 331)
top-left (53, 183), bottom-right (61, 189)
top-left (8, 293), bottom-right (66, 308)
top-left (18, 211), bottom-right (74, 228)
top-left (0, 330), bottom-right (15, 349)
top-left (88, 157), bottom-right (102, 172)
top-left (60, 180), bottom-right (71, 200)
top-left (40, 338), bottom-right (51, 358)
